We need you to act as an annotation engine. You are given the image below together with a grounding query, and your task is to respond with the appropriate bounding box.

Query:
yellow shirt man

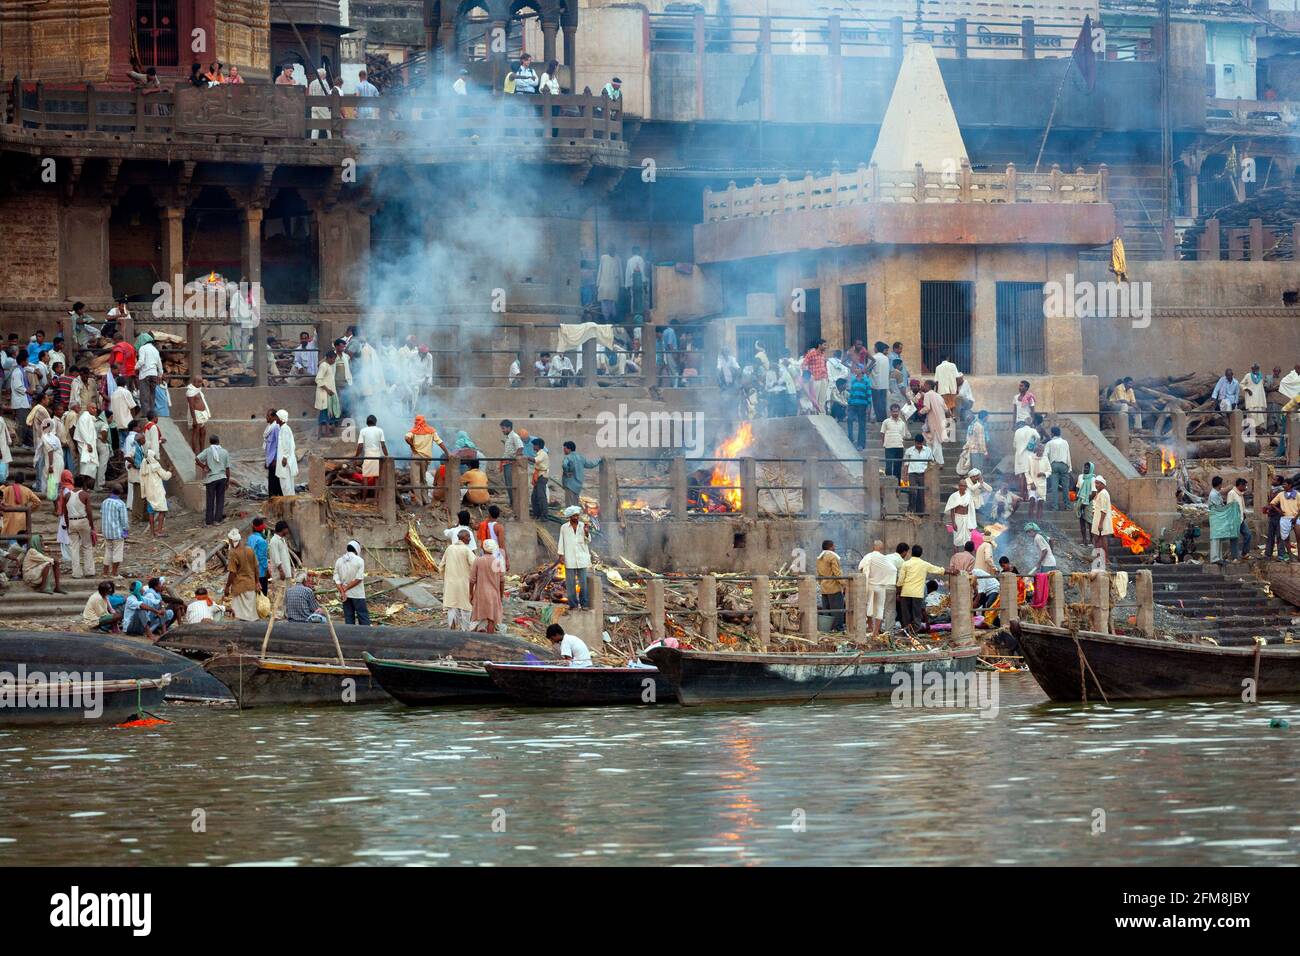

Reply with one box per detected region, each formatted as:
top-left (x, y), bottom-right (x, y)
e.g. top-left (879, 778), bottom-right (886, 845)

top-left (816, 550), bottom-right (844, 595)
top-left (897, 556), bottom-right (945, 599)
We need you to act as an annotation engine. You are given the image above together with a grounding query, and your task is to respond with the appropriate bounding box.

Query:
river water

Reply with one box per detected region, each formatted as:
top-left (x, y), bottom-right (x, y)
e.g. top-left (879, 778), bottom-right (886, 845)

top-left (2, 674), bottom-right (1298, 866)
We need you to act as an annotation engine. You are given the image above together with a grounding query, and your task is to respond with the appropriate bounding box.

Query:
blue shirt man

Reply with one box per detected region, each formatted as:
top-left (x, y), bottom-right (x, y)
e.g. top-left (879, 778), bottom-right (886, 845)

top-left (249, 527), bottom-right (269, 579)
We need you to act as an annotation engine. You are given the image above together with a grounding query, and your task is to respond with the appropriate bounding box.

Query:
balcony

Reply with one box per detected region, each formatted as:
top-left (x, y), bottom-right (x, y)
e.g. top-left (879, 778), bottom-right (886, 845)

top-left (0, 81), bottom-right (627, 168)
top-left (695, 161), bottom-right (1116, 262)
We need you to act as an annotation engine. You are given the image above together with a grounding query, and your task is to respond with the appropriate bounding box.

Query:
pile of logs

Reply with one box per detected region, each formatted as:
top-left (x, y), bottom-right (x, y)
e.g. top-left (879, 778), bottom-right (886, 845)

top-left (1179, 182), bottom-right (1299, 260)
top-left (1116, 371), bottom-right (1278, 459)
top-left (83, 331), bottom-right (256, 387)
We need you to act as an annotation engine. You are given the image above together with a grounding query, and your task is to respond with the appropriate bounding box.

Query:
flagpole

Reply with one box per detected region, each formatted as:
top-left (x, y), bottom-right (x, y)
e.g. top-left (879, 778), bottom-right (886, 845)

top-left (1033, 56), bottom-right (1074, 174)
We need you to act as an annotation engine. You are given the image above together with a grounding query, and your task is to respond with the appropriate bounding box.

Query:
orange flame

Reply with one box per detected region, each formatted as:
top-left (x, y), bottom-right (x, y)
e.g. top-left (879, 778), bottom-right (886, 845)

top-left (702, 422), bottom-right (753, 511)
top-left (1111, 506), bottom-right (1152, 554)
top-left (1160, 447), bottom-right (1178, 474)
top-left (205, 271), bottom-right (220, 284)
top-left (620, 498), bottom-right (649, 510)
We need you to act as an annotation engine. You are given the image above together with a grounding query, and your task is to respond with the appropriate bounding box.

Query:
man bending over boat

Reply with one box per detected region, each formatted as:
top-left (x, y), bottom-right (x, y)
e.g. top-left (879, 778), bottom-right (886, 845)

top-left (547, 623), bottom-right (592, 666)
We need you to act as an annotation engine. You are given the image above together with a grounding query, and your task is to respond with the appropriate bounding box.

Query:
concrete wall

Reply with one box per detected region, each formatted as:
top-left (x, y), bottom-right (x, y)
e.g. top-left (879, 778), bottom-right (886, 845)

top-left (580, 7), bottom-right (651, 115)
top-left (0, 192), bottom-right (60, 302)
top-left (1075, 258), bottom-right (1300, 384)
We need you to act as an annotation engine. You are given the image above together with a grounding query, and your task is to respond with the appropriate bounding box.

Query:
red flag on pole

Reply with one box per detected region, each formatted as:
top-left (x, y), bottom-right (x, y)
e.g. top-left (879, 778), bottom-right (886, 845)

top-left (1072, 15), bottom-right (1098, 93)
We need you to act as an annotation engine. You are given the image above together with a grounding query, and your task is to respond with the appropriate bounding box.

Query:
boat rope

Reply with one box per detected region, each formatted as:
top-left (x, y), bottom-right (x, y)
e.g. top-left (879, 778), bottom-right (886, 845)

top-left (1069, 628), bottom-right (1109, 704)
top-left (1253, 640), bottom-right (1262, 700)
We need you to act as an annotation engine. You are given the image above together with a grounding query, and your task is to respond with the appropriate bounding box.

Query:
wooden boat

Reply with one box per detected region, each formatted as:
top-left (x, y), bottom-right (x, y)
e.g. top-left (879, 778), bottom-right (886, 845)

top-left (644, 644), bottom-right (983, 705)
top-left (202, 654), bottom-right (389, 708)
top-left (484, 663), bottom-right (679, 706)
top-left (362, 654), bottom-right (508, 706)
top-left (0, 630), bottom-right (233, 703)
top-left (1012, 620), bottom-right (1300, 702)
top-left (1, 674), bottom-right (171, 726)
top-left (159, 622), bottom-right (553, 667)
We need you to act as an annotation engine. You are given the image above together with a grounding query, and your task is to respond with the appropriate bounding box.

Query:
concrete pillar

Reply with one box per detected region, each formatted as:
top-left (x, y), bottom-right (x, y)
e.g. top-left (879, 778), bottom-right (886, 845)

top-left (563, 24), bottom-right (577, 77)
top-left (1202, 218), bottom-right (1221, 260)
top-left (1113, 410), bottom-right (1130, 457)
top-left (949, 572), bottom-right (973, 644)
top-left (799, 574), bottom-right (819, 641)
top-left (698, 574), bottom-right (718, 643)
top-left (1090, 570), bottom-right (1111, 634)
top-left (802, 457), bottom-right (819, 519)
top-left (1135, 569), bottom-right (1154, 638)
top-left (999, 572), bottom-right (1019, 623)
top-left (646, 576), bottom-right (665, 641)
top-left (379, 455), bottom-right (397, 524)
top-left (512, 460), bottom-right (532, 522)
top-left (1250, 218), bottom-right (1265, 261)
top-left (241, 207), bottom-right (263, 289)
top-left (253, 316), bottom-right (269, 387)
top-left (518, 324), bottom-right (536, 384)
top-left (1230, 410), bottom-right (1245, 466)
top-left (447, 460), bottom-right (462, 512)
top-left (1254, 461), bottom-right (1272, 509)
top-left (161, 206), bottom-right (185, 288)
top-left (1048, 571), bottom-right (1064, 627)
top-left (670, 455), bottom-right (688, 517)
top-left (187, 319), bottom-right (203, 381)
top-left (740, 457), bottom-right (757, 519)
top-left (542, 19), bottom-right (558, 66)
top-left (588, 573), bottom-right (604, 635)
top-left (923, 461), bottom-right (939, 515)
top-left (847, 573), bottom-right (866, 641)
top-left (864, 453), bottom-right (881, 518)
top-left (581, 337), bottom-right (597, 389)
top-left (308, 454), bottom-right (326, 497)
top-left (753, 574), bottom-right (771, 649)
top-left (1171, 409), bottom-right (1188, 448)
top-left (640, 319), bottom-right (657, 387)
top-left (598, 457), bottom-right (618, 526)
top-left (1288, 412), bottom-right (1299, 468)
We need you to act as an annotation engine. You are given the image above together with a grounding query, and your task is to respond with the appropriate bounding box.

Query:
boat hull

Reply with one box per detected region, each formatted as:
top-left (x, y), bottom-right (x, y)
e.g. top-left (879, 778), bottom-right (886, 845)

top-left (0, 630), bottom-right (233, 702)
top-left (203, 655), bottom-right (390, 708)
top-left (159, 622), bottom-right (552, 667)
top-left (1013, 621), bottom-right (1300, 702)
top-left (1, 679), bottom-right (169, 726)
top-left (645, 645), bottom-right (983, 705)
top-left (363, 654), bottom-right (507, 705)
top-left (484, 664), bottom-right (678, 706)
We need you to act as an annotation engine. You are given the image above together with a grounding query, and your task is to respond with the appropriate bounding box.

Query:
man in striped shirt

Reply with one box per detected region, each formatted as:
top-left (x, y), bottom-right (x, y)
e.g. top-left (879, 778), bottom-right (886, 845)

top-left (802, 339), bottom-right (829, 413)
top-left (100, 484), bottom-right (129, 577)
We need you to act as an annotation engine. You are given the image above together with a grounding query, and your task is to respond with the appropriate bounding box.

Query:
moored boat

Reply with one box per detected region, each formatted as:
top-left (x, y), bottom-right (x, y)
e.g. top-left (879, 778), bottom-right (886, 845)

top-left (0, 630), bottom-right (233, 703)
top-left (363, 654), bottom-right (507, 706)
top-left (203, 655), bottom-right (388, 708)
top-left (159, 622), bottom-right (553, 667)
top-left (1011, 620), bottom-right (1300, 702)
top-left (0, 673), bottom-right (172, 726)
top-left (644, 644), bottom-right (983, 705)
top-left (484, 663), bottom-right (678, 706)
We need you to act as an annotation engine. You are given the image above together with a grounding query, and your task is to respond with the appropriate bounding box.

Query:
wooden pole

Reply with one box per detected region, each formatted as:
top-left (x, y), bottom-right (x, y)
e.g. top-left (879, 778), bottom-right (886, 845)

top-left (753, 574), bottom-right (771, 650)
top-left (698, 574), bottom-right (718, 643)
top-left (799, 574), bottom-right (819, 642)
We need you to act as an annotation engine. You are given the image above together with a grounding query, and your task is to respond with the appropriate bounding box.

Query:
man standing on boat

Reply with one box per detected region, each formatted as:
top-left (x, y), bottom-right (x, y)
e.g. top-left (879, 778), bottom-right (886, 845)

top-left (1090, 475), bottom-right (1114, 568)
top-left (858, 540), bottom-right (896, 639)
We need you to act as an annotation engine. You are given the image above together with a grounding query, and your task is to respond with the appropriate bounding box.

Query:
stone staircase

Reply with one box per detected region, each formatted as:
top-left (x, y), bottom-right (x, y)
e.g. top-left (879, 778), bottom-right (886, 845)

top-left (1, 454), bottom-right (112, 620)
top-left (1027, 509), bottom-right (1297, 646)
top-left (1111, 550), bottom-right (1297, 646)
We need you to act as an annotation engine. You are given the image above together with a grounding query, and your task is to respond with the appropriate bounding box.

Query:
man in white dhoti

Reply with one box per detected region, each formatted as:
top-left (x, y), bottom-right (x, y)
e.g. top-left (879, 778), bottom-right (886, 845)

top-left (273, 409), bottom-right (299, 496)
top-left (1242, 365), bottom-right (1267, 432)
top-left (1013, 419), bottom-right (1038, 496)
top-left (944, 478), bottom-right (975, 548)
top-left (73, 404), bottom-right (100, 485)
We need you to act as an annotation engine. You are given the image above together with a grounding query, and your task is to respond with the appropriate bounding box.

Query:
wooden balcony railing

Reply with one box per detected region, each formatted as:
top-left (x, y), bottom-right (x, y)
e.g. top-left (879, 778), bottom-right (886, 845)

top-left (703, 161), bottom-right (1110, 222)
top-left (1, 79), bottom-right (624, 147)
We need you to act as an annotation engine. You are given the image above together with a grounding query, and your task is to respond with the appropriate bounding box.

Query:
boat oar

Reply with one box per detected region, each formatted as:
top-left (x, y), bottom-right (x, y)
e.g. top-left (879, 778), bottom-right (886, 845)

top-left (323, 609), bottom-right (346, 666)
top-left (259, 589), bottom-right (284, 660)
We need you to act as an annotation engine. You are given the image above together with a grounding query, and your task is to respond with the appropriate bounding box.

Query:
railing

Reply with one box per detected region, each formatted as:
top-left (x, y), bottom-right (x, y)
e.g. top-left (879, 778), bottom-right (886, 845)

top-left (3, 79), bottom-right (623, 148)
top-left (647, 12), bottom-right (1125, 59)
top-left (703, 162), bottom-right (1109, 222)
top-left (1206, 97), bottom-right (1300, 129)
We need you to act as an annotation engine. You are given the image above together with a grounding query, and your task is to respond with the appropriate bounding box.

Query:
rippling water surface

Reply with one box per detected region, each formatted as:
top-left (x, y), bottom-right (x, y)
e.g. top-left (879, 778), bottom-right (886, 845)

top-left (2, 675), bottom-right (1298, 865)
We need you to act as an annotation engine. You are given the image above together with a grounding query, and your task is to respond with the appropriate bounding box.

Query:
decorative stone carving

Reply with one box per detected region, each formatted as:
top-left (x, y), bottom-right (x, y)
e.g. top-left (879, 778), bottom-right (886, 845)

top-left (174, 84), bottom-right (305, 139)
